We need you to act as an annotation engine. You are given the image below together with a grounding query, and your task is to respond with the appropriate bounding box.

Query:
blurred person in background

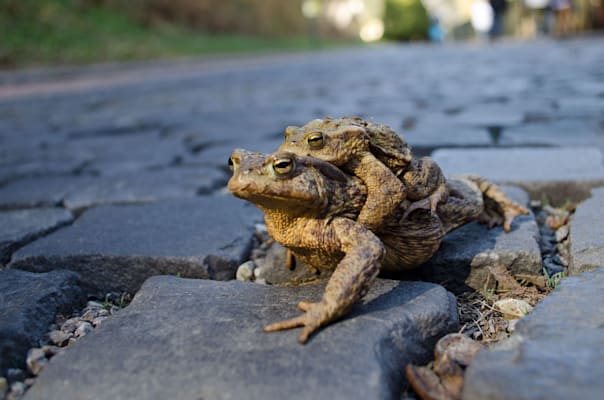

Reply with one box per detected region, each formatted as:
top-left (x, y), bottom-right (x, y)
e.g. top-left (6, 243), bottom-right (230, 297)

top-left (428, 16), bottom-right (445, 42)
top-left (550, 0), bottom-right (575, 35)
top-left (525, 0), bottom-right (552, 35)
top-left (489, 0), bottom-right (509, 39)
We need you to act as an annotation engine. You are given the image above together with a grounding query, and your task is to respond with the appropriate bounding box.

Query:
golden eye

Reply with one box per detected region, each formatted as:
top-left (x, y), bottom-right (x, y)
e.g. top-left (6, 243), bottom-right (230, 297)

top-left (272, 156), bottom-right (294, 175)
top-left (306, 132), bottom-right (324, 149)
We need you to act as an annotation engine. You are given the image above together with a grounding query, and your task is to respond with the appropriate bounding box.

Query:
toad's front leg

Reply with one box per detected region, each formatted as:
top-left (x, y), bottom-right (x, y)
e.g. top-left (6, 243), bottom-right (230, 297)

top-left (264, 218), bottom-right (385, 343)
top-left (349, 152), bottom-right (406, 232)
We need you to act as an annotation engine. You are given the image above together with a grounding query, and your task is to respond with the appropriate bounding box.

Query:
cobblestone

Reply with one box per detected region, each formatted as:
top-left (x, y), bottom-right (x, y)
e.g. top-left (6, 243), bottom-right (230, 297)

top-left (24, 277), bottom-right (458, 400)
top-left (0, 208), bottom-right (72, 265)
top-left (9, 197), bottom-right (261, 294)
top-left (0, 270), bottom-right (85, 376)
top-left (433, 147), bottom-right (604, 204)
top-left (570, 187), bottom-right (604, 275)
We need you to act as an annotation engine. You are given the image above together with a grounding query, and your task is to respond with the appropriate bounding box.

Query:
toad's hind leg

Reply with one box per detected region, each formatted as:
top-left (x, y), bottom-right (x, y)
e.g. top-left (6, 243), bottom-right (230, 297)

top-left (464, 175), bottom-right (529, 232)
top-left (437, 179), bottom-right (483, 234)
top-left (402, 182), bottom-right (448, 220)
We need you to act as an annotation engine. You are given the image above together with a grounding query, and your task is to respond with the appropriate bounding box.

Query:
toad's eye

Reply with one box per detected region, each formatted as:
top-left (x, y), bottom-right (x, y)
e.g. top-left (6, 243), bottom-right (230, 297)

top-left (306, 132), bottom-right (324, 149)
top-left (272, 156), bottom-right (294, 175)
top-left (228, 157), bottom-right (234, 171)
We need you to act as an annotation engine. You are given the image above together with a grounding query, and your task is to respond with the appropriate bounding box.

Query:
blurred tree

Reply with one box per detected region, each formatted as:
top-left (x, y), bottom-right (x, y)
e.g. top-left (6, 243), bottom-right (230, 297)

top-left (383, 0), bottom-right (430, 40)
top-left (103, 0), bottom-right (307, 36)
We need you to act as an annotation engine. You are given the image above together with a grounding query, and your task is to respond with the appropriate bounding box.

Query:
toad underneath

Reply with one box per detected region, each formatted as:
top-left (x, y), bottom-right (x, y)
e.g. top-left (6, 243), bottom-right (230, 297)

top-left (228, 148), bottom-right (526, 343)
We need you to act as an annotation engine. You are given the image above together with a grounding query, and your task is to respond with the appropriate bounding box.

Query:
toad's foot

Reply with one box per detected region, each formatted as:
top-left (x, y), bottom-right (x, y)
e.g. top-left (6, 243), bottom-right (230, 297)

top-left (402, 183), bottom-right (448, 220)
top-left (477, 205), bottom-right (504, 229)
top-left (480, 192), bottom-right (529, 232)
top-left (466, 175), bottom-right (529, 232)
top-left (264, 300), bottom-right (331, 344)
top-left (501, 202), bottom-right (530, 232)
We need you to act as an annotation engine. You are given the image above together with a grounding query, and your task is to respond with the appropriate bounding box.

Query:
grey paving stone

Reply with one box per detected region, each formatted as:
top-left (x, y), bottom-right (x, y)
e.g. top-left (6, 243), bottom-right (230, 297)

top-left (463, 267), bottom-right (604, 400)
top-left (450, 104), bottom-right (525, 128)
top-left (0, 269), bottom-right (86, 376)
top-left (499, 119), bottom-right (604, 148)
top-left (569, 186), bottom-right (604, 275)
top-left (0, 158), bottom-right (87, 186)
top-left (58, 132), bottom-right (187, 170)
top-left (432, 147), bottom-right (604, 204)
top-left (0, 208), bottom-right (73, 266)
top-left (555, 96), bottom-right (604, 118)
top-left (402, 122), bottom-right (491, 151)
top-left (0, 176), bottom-right (89, 209)
top-left (419, 186), bottom-right (541, 293)
top-left (0, 167), bottom-right (226, 211)
top-left (9, 197), bottom-right (262, 295)
top-left (63, 167), bottom-right (227, 210)
top-left (24, 277), bottom-right (458, 400)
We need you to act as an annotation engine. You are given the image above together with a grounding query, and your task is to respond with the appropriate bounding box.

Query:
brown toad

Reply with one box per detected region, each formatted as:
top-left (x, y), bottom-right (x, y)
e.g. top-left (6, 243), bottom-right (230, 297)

top-left (280, 117), bottom-right (449, 231)
top-left (228, 149), bottom-right (502, 343)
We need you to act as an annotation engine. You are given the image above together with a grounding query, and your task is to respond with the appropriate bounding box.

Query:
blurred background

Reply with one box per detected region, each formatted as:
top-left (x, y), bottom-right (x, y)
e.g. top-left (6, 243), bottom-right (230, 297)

top-left (1, 0), bottom-right (603, 67)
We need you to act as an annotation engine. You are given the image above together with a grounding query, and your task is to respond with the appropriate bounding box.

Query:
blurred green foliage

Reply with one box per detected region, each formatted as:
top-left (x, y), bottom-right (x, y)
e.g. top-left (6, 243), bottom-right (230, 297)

top-left (0, 0), bottom-right (339, 67)
top-left (383, 0), bottom-right (429, 41)
top-left (108, 0), bottom-right (306, 36)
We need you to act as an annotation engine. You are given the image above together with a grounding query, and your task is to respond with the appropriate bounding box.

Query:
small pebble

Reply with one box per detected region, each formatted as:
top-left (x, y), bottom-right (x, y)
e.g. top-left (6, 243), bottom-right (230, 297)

top-left (529, 200), bottom-right (542, 208)
top-left (253, 264), bottom-right (266, 280)
top-left (48, 329), bottom-right (72, 347)
top-left (5, 368), bottom-right (26, 384)
top-left (556, 249), bottom-right (569, 267)
top-left (75, 321), bottom-right (94, 338)
top-left (61, 317), bottom-right (80, 334)
top-left (92, 316), bottom-right (108, 327)
top-left (555, 224), bottom-right (569, 242)
top-left (87, 300), bottom-right (104, 309)
top-left (8, 381), bottom-right (27, 398)
top-left (236, 260), bottom-right (255, 281)
top-left (24, 378), bottom-right (36, 386)
top-left (26, 348), bottom-right (47, 376)
top-left (81, 309), bottom-right (97, 321)
top-left (42, 345), bottom-right (60, 357)
top-left (494, 298), bottom-right (533, 319)
top-left (255, 278), bottom-right (268, 285)
top-left (250, 248), bottom-right (265, 260)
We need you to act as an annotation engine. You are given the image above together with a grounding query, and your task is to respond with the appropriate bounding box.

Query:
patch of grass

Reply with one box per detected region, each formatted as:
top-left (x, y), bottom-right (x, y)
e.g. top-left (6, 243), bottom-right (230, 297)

top-left (0, 1), bottom-right (353, 67)
top-left (481, 282), bottom-right (496, 303)
top-left (543, 268), bottom-right (566, 289)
